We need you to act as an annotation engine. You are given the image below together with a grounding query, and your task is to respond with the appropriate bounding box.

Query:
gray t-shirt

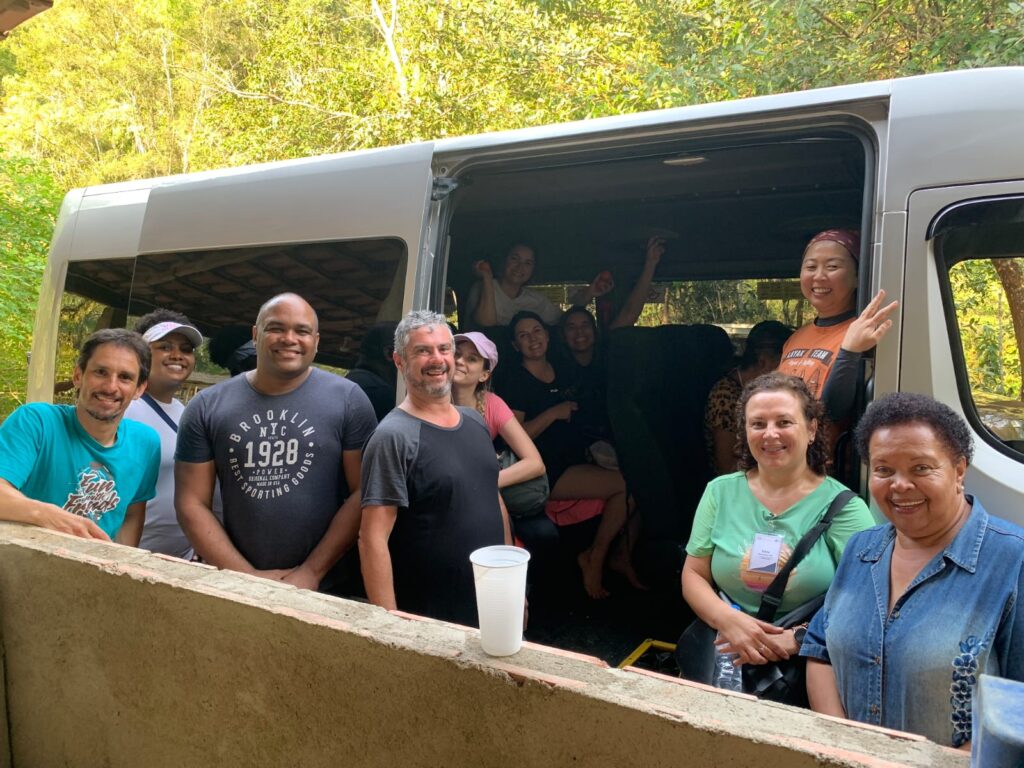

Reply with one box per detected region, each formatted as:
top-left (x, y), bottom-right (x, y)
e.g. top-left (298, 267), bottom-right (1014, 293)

top-left (361, 407), bottom-right (504, 626)
top-left (176, 368), bottom-right (376, 572)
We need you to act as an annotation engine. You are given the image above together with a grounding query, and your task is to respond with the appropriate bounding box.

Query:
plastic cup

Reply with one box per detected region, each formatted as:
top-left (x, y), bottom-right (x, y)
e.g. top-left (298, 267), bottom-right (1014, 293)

top-left (469, 545), bottom-right (531, 656)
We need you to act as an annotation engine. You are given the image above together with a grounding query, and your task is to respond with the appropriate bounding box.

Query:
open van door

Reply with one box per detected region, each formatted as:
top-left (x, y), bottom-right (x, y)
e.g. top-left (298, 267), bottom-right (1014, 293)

top-left (29, 143), bottom-right (435, 401)
top-left (903, 182), bottom-right (1024, 521)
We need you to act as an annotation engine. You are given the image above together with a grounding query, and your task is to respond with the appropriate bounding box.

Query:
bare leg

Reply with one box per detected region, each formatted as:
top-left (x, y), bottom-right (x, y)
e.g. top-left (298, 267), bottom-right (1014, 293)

top-left (551, 464), bottom-right (627, 599)
top-left (609, 507), bottom-right (647, 590)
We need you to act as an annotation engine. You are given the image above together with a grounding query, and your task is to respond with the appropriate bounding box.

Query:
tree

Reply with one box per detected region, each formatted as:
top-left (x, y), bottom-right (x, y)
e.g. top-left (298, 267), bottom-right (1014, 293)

top-left (0, 152), bottom-right (62, 417)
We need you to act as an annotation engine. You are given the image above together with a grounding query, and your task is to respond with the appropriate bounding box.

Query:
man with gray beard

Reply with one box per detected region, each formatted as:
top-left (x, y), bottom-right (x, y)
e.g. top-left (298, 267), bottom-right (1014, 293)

top-left (359, 310), bottom-right (507, 626)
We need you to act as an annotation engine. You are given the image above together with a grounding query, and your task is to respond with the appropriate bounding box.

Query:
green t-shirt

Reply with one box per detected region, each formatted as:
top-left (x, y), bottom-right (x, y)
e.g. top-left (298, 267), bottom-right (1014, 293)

top-left (685, 472), bottom-right (875, 616)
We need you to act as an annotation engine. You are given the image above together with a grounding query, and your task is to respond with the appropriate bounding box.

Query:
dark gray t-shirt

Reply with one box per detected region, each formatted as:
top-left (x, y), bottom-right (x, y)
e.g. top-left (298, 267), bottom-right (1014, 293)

top-left (176, 368), bottom-right (377, 572)
top-left (361, 406), bottom-right (504, 626)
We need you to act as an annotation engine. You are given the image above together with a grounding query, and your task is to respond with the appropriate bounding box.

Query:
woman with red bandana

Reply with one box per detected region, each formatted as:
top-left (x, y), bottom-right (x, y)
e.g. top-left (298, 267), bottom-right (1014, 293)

top-left (777, 229), bottom-right (899, 422)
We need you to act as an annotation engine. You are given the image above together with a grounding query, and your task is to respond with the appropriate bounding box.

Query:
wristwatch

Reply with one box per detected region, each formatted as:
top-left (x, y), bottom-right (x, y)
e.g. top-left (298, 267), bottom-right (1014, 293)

top-left (793, 624), bottom-right (808, 644)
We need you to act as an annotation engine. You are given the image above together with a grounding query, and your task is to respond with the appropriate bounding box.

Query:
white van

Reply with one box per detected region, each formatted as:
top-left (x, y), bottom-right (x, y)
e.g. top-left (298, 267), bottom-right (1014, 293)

top-left (28, 67), bottom-right (1024, 576)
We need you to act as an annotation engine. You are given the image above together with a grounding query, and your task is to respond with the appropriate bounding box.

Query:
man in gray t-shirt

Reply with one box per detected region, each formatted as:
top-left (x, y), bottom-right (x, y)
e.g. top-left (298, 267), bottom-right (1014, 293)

top-left (360, 310), bottom-right (507, 626)
top-left (176, 293), bottom-right (376, 594)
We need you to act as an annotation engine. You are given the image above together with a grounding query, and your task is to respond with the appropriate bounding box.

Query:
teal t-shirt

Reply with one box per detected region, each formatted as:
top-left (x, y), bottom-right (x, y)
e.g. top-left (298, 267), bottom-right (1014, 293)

top-left (0, 403), bottom-right (160, 538)
top-left (685, 472), bottom-right (875, 616)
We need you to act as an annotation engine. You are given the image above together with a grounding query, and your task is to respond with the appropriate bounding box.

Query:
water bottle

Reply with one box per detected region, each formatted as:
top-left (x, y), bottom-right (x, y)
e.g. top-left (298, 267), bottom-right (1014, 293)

top-left (712, 601), bottom-right (744, 691)
top-left (713, 647), bottom-right (742, 691)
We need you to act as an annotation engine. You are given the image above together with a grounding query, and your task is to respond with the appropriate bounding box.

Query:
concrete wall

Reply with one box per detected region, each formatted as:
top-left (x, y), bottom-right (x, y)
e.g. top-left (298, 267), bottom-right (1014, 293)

top-left (0, 523), bottom-right (964, 768)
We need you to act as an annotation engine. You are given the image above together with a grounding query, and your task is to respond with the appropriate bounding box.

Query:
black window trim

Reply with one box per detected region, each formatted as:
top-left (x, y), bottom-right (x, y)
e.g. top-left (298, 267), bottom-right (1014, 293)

top-left (930, 194), bottom-right (1024, 464)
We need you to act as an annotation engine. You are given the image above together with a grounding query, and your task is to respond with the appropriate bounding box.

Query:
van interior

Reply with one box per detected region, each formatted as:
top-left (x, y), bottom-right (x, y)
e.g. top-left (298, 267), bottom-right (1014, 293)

top-left (58, 125), bottom-right (871, 662)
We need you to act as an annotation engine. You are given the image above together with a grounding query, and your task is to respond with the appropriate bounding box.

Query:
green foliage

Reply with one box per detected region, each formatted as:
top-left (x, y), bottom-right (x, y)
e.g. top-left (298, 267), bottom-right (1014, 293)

top-left (654, 0), bottom-right (1024, 104)
top-left (950, 258), bottom-right (1022, 398)
top-left (0, 152), bottom-right (62, 417)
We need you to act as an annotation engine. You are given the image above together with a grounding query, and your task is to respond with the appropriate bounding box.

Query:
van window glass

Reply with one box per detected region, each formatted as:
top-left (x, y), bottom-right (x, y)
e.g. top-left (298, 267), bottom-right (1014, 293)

top-left (57, 239), bottom-right (407, 395)
top-left (936, 199), bottom-right (1024, 457)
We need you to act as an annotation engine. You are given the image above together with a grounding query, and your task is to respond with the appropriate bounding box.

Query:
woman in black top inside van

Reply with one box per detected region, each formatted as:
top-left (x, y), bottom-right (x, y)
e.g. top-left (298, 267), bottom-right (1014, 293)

top-left (558, 236), bottom-right (667, 442)
top-left (500, 310), bottom-right (642, 599)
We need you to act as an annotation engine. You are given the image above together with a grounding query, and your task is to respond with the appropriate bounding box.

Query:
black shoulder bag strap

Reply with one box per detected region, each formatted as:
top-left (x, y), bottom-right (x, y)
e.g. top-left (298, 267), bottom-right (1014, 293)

top-left (141, 392), bottom-right (179, 434)
top-left (754, 489), bottom-right (857, 623)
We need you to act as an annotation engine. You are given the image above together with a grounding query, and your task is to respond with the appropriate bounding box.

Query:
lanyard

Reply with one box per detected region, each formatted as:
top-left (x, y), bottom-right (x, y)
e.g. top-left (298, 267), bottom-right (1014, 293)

top-left (141, 393), bottom-right (178, 433)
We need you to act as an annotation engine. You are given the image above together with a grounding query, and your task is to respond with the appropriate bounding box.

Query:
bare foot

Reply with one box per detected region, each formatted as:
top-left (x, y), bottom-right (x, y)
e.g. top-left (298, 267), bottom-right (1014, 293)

top-left (577, 549), bottom-right (610, 599)
top-left (609, 548), bottom-right (648, 591)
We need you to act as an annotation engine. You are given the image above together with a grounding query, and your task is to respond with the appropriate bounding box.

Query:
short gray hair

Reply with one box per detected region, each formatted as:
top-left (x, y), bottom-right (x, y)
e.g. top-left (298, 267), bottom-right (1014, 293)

top-left (394, 310), bottom-right (451, 359)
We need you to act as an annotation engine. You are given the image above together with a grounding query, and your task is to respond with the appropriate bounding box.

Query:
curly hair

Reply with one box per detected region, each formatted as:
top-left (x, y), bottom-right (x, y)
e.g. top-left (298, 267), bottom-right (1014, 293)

top-left (854, 392), bottom-right (974, 465)
top-left (734, 372), bottom-right (829, 475)
top-left (394, 310), bottom-right (451, 360)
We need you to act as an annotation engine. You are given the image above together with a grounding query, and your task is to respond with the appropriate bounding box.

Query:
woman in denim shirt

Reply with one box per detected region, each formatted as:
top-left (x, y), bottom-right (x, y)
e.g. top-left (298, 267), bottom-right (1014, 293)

top-left (802, 393), bottom-right (1024, 748)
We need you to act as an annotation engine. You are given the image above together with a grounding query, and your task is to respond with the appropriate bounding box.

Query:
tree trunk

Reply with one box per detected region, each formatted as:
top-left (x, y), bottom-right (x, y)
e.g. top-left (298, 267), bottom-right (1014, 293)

top-left (992, 258), bottom-right (1024, 397)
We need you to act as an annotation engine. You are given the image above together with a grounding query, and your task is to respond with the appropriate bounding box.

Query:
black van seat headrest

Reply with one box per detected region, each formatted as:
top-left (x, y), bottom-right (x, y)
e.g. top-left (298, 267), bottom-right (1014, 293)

top-left (606, 324), bottom-right (734, 556)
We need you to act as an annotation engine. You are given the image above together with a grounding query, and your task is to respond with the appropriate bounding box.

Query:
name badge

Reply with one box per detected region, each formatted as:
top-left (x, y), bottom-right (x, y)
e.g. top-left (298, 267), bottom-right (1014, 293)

top-left (748, 533), bottom-right (785, 574)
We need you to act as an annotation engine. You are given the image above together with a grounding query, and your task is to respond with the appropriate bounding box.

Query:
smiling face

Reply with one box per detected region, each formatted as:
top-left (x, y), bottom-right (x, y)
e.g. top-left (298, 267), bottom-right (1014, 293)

top-left (397, 325), bottom-right (455, 399)
top-left (562, 310), bottom-right (596, 357)
top-left (453, 340), bottom-right (490, 390)
top-left (868, 422), bottom-right (968, 542)
top-left (147, 332), bottom-right (196, 397)
top-left (512, 317), bottom-right (549, 362)
top-left (501, 245), bottom-right (536, 289)
top-left (73, 342), bottom-right (145, 424)
top-left (799, 240), bottom-right (858, 318)
top-left (744, 389), bottom-right (816, 474)
top-left (254, 295), bottom-right (319, 380)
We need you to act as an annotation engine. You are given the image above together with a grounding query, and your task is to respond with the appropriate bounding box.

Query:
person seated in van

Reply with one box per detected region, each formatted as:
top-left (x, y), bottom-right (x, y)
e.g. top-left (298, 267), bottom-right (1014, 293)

top-left (345, 321), bottom-right (398, 423)
top-left (777, 229), bottom-right (899, 421)
top-left (681, 373), bottom-right (874, 694)
top-left (704, 320), bottom-right (793, 475)
top-left (466, 243), bottom-right (615, 328)
top-left (559, 236), bottom-right (666, 444)
top-left (208, 324), bottom-right (257, 377)
top-left (802, 393), bottom-right (1024, 749)
top-left (500, 310), bottom-right (642, 599)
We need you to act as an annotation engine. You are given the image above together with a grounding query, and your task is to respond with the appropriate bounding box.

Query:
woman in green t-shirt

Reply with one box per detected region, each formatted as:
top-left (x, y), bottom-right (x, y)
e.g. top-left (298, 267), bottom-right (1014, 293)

top-left (681, 372), bottom-right (874, 674)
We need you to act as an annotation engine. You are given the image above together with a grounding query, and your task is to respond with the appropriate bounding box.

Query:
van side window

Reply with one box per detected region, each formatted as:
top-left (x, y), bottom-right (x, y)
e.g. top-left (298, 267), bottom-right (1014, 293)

top-left (936, 199), bottom-right (1024, 457)
top-left (55, 239), bottom-right (407, 400)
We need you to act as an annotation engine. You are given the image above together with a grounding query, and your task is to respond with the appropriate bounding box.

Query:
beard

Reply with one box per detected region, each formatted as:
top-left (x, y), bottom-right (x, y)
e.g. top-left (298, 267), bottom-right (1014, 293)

top-left (422, 378), bottom-right (452, 398)
top-left (409, 365), bottom-right (453, 398)
top-left (84, 405), bottom-right (121, 422)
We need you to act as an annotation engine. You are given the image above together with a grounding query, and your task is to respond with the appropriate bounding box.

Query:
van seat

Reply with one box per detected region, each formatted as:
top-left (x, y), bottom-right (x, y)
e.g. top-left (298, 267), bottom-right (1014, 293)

top-left (606, 324), bottom-right (734, 584)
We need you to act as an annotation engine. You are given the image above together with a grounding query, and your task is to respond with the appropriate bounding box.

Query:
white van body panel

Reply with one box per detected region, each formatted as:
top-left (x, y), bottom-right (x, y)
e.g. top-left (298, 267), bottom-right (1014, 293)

top-left (138, 142), bottom-right (434, 255)
top-left (884, 68), bottom-right (1024, 208)
top-left (431, 81), bottom-right (892, 160)
top-left (903, 182), bottom-right (1024, 516)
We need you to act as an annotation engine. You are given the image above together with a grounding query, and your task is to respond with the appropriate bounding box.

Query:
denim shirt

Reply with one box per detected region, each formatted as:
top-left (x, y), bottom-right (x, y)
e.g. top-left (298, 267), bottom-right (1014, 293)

top-left (801, 498), bottom-right (1024, 747)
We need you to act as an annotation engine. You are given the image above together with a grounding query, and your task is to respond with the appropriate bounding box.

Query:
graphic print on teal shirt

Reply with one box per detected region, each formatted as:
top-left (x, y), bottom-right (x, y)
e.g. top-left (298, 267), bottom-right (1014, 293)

top-left (62, 461), bottom-right (121, 525)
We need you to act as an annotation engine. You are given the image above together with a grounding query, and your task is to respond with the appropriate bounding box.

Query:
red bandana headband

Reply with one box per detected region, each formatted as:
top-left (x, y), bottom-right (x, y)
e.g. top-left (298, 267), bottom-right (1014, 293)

top-left (805, 229), bottom-right (860, 262)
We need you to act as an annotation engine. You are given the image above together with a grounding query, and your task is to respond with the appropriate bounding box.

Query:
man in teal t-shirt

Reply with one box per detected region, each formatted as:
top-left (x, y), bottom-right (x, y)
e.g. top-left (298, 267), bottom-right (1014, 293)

top-left (0, 329), bottom-right (160, 543)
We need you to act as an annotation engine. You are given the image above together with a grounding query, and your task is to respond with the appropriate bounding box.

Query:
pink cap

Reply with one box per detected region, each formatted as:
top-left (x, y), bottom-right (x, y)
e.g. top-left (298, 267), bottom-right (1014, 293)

top-left (805, 229), bottom-right (860, 263)
top-left (453, 332), bottom-right (499, 370)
